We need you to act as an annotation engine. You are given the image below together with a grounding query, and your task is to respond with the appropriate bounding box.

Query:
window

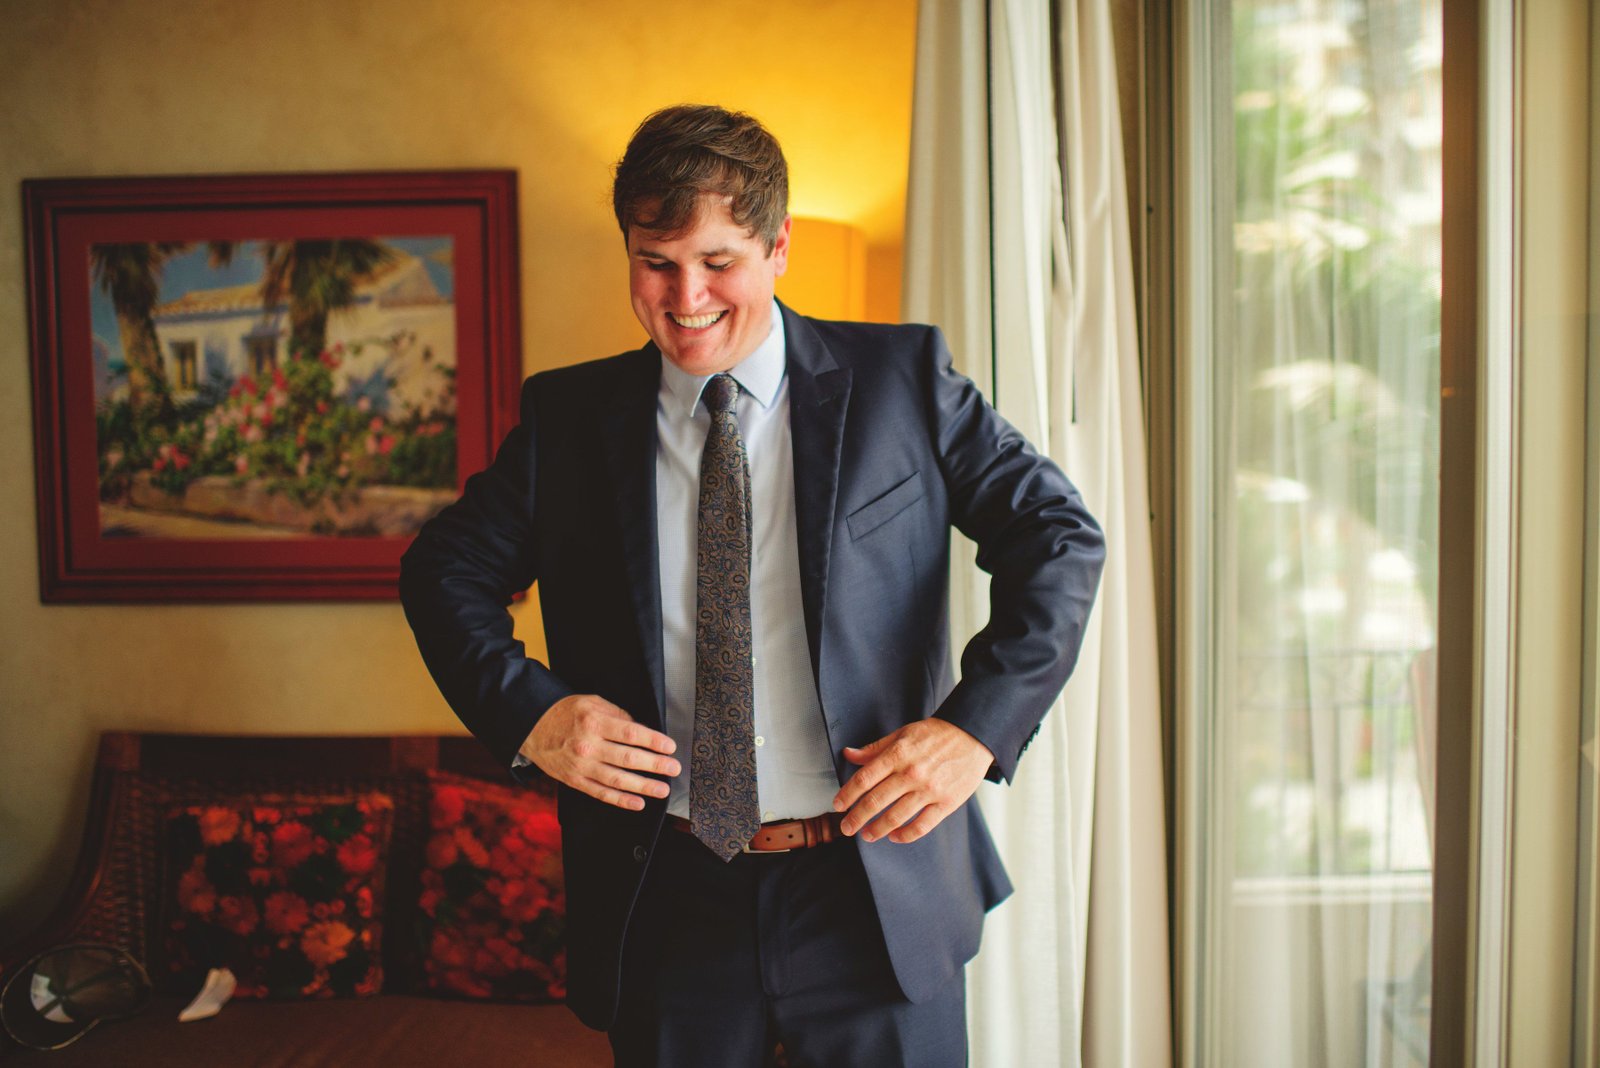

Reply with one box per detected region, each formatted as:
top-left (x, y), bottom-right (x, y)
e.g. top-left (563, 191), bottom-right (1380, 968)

top-left (169, 340), bottom-right (197, 392)
top-left (1182, 0), bottom-right (1443, 1064)
top-left (246, 335), bottom-right (278, 379)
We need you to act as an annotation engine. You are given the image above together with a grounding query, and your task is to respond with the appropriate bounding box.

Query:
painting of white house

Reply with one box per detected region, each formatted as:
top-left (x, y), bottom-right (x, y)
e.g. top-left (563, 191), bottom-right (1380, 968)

top-left (88, 236), bottom-right (460, 538)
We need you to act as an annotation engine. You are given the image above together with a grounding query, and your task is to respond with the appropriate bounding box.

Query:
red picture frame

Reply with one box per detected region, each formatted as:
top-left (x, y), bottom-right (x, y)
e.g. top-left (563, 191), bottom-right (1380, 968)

top-left (24, 171), bottom-right (521, 602)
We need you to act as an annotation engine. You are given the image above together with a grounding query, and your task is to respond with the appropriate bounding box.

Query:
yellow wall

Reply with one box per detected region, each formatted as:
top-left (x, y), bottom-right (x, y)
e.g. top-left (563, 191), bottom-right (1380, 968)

top-left (0, 0), bottom-right (916, 938)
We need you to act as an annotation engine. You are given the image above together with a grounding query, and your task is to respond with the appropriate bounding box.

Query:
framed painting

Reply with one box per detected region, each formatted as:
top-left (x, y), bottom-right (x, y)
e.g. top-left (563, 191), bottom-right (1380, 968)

top-left (23, 171), bottom-right (522, 602)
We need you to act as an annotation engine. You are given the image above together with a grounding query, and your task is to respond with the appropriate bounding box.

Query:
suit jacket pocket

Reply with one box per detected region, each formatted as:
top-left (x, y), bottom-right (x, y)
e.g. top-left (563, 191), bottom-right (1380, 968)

top-left (846, 470), bottom-right (924, 540)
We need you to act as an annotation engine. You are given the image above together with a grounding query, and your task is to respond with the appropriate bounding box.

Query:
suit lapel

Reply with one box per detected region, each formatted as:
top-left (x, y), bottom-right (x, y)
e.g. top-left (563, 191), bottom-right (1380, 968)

top-left (782, 304), bottom-right (852, 690)
top-left (598, 346), bottom-right (667, 728)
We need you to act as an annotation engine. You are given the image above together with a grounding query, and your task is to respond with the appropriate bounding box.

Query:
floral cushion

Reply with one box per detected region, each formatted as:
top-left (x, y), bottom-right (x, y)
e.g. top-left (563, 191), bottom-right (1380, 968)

top-left (163, 795), bottom-right (394, 999)
top-left (416, 771), bottom-right (565, 1000)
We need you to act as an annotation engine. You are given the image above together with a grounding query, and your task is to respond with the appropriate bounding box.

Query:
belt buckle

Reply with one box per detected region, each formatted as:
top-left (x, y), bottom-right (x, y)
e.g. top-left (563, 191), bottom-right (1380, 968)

top-left (741, 839), bottom-right (792, 854)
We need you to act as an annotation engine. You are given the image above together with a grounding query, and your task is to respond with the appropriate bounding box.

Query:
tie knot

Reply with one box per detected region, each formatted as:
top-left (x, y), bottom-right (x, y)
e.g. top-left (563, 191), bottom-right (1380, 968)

top-left (703, 374), bottom-right (739, 416)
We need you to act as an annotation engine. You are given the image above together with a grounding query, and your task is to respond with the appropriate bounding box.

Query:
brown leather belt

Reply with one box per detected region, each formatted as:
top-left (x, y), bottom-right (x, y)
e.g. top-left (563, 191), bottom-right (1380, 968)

top-left (667, 813), bottom-right (844, 853)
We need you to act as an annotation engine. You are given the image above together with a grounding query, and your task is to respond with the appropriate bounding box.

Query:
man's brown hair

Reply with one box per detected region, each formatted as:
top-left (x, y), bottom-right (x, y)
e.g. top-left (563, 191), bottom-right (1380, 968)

top-left (612, 104), bottom-right (789, 252)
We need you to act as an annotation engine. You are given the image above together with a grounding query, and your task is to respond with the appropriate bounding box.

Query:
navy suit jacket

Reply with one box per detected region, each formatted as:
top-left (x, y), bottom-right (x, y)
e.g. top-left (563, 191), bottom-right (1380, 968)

top-left (399, 303), bottom-right (1105, 1029)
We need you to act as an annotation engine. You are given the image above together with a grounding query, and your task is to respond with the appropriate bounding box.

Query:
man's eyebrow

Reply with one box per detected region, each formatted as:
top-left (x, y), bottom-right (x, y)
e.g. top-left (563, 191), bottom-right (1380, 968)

top-left (634, 246), bottom-right (737, 260)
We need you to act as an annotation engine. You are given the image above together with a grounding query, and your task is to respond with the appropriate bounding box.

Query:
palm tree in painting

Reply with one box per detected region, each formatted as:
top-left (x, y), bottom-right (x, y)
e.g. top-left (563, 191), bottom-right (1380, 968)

top-left (90, 241), bottom-right (188, 411)
top-left (258, 239), bottom-right (395, 360)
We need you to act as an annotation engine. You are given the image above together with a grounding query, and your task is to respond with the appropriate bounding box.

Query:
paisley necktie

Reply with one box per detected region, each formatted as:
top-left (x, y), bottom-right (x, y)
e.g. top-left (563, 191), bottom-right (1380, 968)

top-left (690, 373), bottom-right (761, 861)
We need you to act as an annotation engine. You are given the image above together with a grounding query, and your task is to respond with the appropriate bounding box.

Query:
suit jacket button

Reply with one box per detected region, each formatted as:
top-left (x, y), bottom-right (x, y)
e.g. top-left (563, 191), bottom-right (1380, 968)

top-left (632, 845), bottom-right (648, 863)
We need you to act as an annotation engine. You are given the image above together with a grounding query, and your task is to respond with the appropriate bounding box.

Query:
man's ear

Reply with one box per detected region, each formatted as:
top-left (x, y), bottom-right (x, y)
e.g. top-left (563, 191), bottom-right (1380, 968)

top-left (771, 215), bottom-right (792, 277)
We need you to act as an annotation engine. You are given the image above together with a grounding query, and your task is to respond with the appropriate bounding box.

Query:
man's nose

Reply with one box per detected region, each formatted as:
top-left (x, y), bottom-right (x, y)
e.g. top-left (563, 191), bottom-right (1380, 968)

top-left (672, 268), bottom-right (709, 309)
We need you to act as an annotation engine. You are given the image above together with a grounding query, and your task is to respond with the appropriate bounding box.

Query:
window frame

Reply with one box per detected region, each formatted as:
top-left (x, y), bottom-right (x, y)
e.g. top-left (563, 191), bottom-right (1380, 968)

top-left (246, 334), bottom-right (278, 379)
top-left (168, 339), bottom-right (198, 392)
top-left (1150, 0), bottom-right (1491, 1063)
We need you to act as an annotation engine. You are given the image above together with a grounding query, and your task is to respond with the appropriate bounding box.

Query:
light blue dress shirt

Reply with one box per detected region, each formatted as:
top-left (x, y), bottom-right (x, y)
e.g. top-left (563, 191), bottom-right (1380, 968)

top-left (655, 303), bottom-right (838, 820)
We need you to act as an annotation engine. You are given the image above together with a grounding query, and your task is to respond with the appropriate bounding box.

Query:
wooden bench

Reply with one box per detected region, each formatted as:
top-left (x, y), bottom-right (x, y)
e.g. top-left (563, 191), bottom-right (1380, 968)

top-left (0, 732), bottom-right (610, 1066)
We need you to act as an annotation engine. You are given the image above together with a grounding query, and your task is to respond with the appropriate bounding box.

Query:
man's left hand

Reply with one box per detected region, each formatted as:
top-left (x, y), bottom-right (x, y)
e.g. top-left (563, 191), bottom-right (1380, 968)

top-left (834, 719), bottom-right (994, 844)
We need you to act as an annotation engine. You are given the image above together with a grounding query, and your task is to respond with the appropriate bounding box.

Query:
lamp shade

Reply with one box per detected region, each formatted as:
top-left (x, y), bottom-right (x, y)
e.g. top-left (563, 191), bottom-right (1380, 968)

top-left (775, 217), bottom-right (867, 321)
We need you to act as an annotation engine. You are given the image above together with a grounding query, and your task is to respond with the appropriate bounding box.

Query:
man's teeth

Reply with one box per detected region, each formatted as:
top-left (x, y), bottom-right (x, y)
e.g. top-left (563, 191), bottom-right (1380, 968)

top-left (671, 311), bottom-right (725, 329)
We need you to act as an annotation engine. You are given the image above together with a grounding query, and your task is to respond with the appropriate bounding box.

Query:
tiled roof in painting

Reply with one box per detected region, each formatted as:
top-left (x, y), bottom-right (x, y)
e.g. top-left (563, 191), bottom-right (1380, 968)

top-left (154, 251), bottom-right (420, 319)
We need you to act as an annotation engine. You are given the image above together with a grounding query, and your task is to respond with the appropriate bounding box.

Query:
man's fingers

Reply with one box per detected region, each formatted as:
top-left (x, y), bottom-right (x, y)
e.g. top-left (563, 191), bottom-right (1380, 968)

top-left (835, 721), bottom-right (994, 843)
top-left (841, 735), bottom-right (889, 765)
top-left (527, 693), bottom-right (680, 798)
top-left (605, 741), bottom-right (681, 778)
top-left (575, 702), bottom-right (676, 754)
top-left (833, 754), bottom-right (891, 814)
top-left (834, 731), bottom-right (907, 811)
top-left (592, 764), bottom-right (672, 800)
top-left (565, 738), bottom-right (676, 793)
top-left (571, 774), bottom-right (649, 812)
top-left (601, 715), bottom-right (678, 755)
top-left (887, 804), bottom-right (949, 845)
top-left (838, 772), bottom-right (907, 836)
top-left (860, 794), bottom-right (928, 843)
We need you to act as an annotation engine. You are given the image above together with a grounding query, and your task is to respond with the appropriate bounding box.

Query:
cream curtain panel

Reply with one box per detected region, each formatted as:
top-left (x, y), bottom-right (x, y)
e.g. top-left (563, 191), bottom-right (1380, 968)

top-left (902, 2), bottom-right (1170, 1066)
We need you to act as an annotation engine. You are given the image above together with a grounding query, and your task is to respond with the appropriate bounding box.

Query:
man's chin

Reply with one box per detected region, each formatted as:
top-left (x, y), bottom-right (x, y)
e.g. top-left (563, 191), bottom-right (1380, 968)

top-left (660, 343), bottom-right (739, 378)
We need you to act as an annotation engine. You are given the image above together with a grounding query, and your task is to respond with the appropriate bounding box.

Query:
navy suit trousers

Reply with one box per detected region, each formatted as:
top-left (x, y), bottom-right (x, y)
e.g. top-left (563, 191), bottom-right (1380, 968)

top-left (608, 829), bottom-right (967, 1068)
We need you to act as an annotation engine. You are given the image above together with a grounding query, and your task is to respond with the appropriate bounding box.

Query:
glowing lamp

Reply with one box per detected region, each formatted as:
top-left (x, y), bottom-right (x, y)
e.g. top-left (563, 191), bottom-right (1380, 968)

top-left (776, 217), bottom-right (867, 321)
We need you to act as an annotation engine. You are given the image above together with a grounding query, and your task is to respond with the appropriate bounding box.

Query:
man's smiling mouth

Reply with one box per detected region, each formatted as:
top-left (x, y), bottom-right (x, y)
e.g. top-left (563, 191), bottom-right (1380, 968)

top-left (668, 311), bottom-right (727, 330)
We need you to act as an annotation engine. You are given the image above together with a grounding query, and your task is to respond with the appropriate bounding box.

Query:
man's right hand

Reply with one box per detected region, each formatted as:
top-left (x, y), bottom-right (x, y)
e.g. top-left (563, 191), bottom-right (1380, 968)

top-left (520, 694), bottom-right (680, 811)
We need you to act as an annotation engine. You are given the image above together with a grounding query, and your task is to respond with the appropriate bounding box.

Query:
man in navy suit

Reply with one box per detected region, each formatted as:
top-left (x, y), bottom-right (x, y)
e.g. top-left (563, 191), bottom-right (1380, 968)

top-left (400, 104), bottom-right (1104, 1067)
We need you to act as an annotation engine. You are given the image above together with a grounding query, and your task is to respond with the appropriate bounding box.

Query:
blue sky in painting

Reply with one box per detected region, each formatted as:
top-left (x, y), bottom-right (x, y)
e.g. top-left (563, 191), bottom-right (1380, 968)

top-left (89, 235), bottom-right (455, 370)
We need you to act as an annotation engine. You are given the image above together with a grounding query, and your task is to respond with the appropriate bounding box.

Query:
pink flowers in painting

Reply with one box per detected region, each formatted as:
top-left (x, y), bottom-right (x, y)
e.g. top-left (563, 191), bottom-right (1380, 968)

top-left (97, 335), bottom-right (456, 521)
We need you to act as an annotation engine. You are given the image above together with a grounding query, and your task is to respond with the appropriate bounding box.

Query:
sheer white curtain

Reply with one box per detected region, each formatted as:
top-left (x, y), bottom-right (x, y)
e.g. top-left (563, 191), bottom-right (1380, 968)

top-left (903, 3), bottom-right (1170, 1066)
top-left (1193, 3), bottom-right (1443, 1065)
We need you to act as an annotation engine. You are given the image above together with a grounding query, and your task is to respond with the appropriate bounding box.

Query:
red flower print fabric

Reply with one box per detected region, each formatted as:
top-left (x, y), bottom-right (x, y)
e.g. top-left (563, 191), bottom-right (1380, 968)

top-left (416, 772), bottom-right (565, 1001)
top-left (163, 795), bottom-right (394, 999)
